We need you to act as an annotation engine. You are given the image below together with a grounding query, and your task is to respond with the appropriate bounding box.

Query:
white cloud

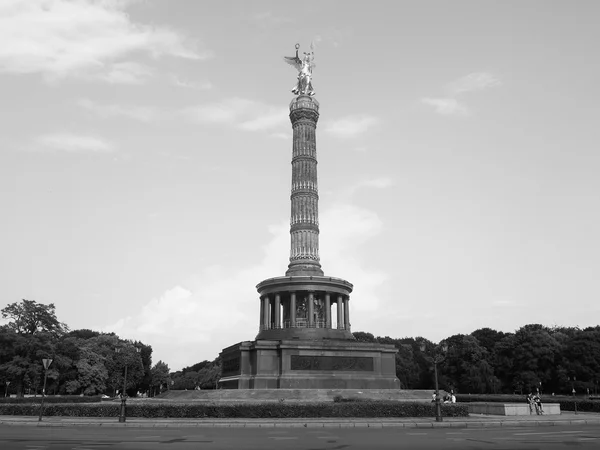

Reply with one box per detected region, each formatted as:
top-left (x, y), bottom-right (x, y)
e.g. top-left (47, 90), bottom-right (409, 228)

top-left (35, 133), bottom-right (115, 153)
top-left (0, 0), bottom-right (208, 82)
top-left (448, 72), bottom-right (501, 95)
top-left (99, 61), bottom-right (153, 84)
top-left (421, 98), bottom-right (469, 116)
top-left (78, 98), bottom-right (161, 122)
top-left (422, 72), bottom-right (501, 116)
top-left (182, 98), bottom-right (288, 132)
top-left (325, 115), bottom-right (380, 138)
top-left (249, 11), bottom-right (292, 26)
top-left (103, 203), bottom-right (388, 370)
top-left (170, 74), bottom-right (213, 90)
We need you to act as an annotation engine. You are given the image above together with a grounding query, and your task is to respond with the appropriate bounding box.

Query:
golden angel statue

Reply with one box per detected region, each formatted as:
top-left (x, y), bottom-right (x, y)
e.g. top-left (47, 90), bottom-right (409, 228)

top-left (284, 43), bottom-right (316, 96)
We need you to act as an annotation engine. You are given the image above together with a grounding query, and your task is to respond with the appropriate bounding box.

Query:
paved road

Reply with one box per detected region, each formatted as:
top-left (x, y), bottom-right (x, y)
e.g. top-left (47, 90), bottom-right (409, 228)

top-left (1, 424), bottom-right (600, 449)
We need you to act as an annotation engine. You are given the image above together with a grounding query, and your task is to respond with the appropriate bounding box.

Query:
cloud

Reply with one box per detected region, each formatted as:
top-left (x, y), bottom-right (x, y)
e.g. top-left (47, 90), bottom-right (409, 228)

top-left (103, 203), bottom-right (388, 370)
top-left (170, 75), bottom-right (213, 90)
top-left (421, 98), bottom-right (469, 116)
top-left (249, 11), bottom-right (292, 26)
top-left (0, 0), bottom-right (209, 82)
top-left (182, 98), bottom-right (288, 132)
top-left (448, 72), bottom-right (501, 95)
top-left (78, 98), bottom-right (161, 122)
top-left (99, 61), bottom-right (153, 85)
top-left (422, 72), bottom-right (500, 116)
top-left (34, 133), bottom-right (115, 153)
top-left (325, 115), bottom-right (380, 138)
top-left (345, 176), bottom-right (394, 197)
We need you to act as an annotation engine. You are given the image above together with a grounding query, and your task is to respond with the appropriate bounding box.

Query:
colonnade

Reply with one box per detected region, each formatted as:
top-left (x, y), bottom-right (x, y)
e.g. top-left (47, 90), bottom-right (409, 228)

top-left (259, 291), bottom-right (350, 331)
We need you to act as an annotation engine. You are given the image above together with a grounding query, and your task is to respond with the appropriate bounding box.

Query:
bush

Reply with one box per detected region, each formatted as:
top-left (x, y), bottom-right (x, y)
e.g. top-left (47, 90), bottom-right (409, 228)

top-left (0, 401), bottom-right (469, 418)
top-left (0, 396), bottom-right (102, 404)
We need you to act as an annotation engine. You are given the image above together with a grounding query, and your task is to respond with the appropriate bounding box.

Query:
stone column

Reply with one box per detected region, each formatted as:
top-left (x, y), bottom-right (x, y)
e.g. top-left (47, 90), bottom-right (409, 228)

top-left (324, 293), bottom-right (331, 328)
top-left (337, 294), bottom-right (343, 329)
top-left (344, 296), bottom-right (350, 331)
top-left (259, 297), bottom-right (264, 330)
top-left (263, 296), bottom-right (270, 330)
top-left (274, 293), bottom-right (281, 329)
top-left (308, 292), bottom-right (315, 327)
top-left (290, 292), bottom-right (296, 327)
top-left (286, 96), bottom-right (324, 277)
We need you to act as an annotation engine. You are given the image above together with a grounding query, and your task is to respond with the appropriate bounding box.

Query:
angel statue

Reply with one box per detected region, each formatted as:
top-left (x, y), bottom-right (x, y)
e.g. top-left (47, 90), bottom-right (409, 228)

top-left (284, 43), bottom-right (316, 96)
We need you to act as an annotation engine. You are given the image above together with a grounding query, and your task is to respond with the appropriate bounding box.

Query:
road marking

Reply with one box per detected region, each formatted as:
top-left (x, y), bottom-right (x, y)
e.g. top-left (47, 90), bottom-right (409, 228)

top-left (407, 432), bottom-right (427, 435)
top-left (269, 437), bottom-right (298, 440)
top-left (134, 436), bottom-right (161, 439)
top-left (514, 431), bottom-right (585, 436)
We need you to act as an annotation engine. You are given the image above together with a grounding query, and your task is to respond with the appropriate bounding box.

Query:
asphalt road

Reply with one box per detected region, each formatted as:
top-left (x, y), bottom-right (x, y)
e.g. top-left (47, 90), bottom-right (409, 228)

top-left (1, 424), bottom-right (600, 449)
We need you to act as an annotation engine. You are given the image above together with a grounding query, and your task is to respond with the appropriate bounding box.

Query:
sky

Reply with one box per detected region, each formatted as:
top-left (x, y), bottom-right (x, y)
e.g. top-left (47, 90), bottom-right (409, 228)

top-left (1, 0), bottom-right (599, 371)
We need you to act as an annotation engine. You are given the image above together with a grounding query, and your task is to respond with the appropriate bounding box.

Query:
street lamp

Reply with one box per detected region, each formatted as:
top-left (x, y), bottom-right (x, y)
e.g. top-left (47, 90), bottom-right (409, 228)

top-left (420, 341), bottom-right (448, 422)
top-left (38, 358), bottom-right (53, 422)
top-left (568, 376), bottom-right (577, 415)
top-left (5, 381), bottom-right (10, 398)
top-left (115, 345), bottom-right (141, 423)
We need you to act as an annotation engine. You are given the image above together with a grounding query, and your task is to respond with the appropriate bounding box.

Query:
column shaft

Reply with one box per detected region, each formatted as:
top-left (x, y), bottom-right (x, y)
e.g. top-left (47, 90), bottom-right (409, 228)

top-left (325, 293), bottom-right (331, 328)
top-left (344, 297), bottom-right (350, 330)
top-left (290, 292), bottom-right (296, 327)
top-left (337, 295), bottom-right (343, 329)
top-left (308, 292), bottom-right (315, 327)
top-left (274, 294), bottom-right (281, 328)
top-left (263, 296), bottom-right (270, 330)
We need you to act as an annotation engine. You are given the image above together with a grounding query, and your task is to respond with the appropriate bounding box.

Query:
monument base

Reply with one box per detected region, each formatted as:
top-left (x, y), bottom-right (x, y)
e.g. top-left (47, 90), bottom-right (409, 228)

top-left (219, 339), bottom-right (400, 390)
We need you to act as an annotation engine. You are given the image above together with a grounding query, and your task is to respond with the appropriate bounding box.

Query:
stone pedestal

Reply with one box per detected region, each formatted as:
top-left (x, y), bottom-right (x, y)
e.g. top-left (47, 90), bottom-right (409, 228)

top-left (219, 339), bottom-right (399, 390)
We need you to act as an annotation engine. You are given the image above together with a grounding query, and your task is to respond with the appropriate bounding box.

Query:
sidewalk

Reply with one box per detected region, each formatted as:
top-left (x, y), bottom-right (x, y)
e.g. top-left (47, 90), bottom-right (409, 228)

top-left (2, 412), bottom-right (600, 428)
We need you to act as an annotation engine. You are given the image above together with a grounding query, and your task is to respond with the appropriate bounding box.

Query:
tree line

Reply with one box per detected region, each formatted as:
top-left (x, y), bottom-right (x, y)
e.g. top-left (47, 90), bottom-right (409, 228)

top-left (0, 300), bottom-right (172, 397)
top-left (3, 300), bottom-right (598, 397)
top-left (354, 324), bottom-right (600, 396)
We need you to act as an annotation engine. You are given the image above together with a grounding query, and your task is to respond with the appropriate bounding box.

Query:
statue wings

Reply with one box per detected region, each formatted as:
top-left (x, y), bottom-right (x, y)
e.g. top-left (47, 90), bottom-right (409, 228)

top-left (283, 54), bottom-right (302, 72)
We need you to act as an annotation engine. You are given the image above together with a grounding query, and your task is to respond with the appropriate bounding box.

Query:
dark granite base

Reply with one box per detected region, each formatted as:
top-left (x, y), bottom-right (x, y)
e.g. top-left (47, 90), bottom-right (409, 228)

top-left (219, 339), bottom-right (400, 390)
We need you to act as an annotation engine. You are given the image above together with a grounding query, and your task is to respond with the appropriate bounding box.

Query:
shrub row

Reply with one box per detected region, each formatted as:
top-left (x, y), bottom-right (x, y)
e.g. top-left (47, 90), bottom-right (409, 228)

top-left (0, 401), bottom-right (468, 418)
top-left (0, 396), bottom-right (102, 404)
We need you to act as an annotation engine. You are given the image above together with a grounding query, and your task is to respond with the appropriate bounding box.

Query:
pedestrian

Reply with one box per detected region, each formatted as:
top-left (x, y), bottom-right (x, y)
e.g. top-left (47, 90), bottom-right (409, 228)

top-left (526, 392), bottom-right (534, 414)
top-left (533, 394), bottom-right (544, 415)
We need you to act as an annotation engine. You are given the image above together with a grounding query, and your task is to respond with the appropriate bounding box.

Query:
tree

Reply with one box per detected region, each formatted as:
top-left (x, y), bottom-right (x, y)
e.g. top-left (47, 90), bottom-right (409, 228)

top-left (2, 300), bottom-right (67, 335)
top-left (150, 361), bottom-right (171, 396)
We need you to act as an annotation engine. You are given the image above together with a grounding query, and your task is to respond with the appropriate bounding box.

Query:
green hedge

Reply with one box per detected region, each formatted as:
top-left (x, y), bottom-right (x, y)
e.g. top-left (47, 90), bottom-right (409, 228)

top-left (0, 401), bottom-right (469, 418)
top-left (0, 396), bottom-right (102, 404)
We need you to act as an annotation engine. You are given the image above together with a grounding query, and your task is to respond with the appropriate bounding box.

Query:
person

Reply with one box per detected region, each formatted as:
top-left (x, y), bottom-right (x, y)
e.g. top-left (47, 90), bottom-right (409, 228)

top-left (526, 392), bottom-right (534, 414)
top-left (451, 392), bottom-right (456, 403)
top-left (533, 394), bottom-right (544, 415)
top-left (431, 392), bottom-right (436, 402)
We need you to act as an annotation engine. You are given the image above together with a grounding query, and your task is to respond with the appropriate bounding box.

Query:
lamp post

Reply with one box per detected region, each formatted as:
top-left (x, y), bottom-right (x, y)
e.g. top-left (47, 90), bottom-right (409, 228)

top-left (115, 346), bottom-right (141, 423)
top-left (38, 358), bottom-right (53, 422)
top-left (420, 341), bottom-right (448, 422)
top-left (4, 381), bottom-right (10, 398)
top-left (568, 376), bottom-right (577, 415)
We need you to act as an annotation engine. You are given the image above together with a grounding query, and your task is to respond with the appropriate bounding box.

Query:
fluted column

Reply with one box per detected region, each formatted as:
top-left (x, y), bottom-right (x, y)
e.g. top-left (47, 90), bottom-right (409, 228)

top-left (263, 296), bottom-right (270, 330)
top-left (286, 96), bottom-right (324, 276)
top-left (259, 298), bottom-right (264, 330)
top-left (274, 293), bottom-right (281, 328)
top-left (324, 293), bottom-right (331, 328)
top-left (308, 292), bottom-right (315, 327)
top-left (290, 292), bottom-right (296, 327)
top-left (337, 294), bottom-right (343, 329)
top-left (344, 296), bottom-right (350, 331)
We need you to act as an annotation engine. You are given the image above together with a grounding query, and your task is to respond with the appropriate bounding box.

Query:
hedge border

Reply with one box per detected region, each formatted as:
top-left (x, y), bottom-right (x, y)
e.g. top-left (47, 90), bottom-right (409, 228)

top-left (0, 401), bottom-right (469, 418)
